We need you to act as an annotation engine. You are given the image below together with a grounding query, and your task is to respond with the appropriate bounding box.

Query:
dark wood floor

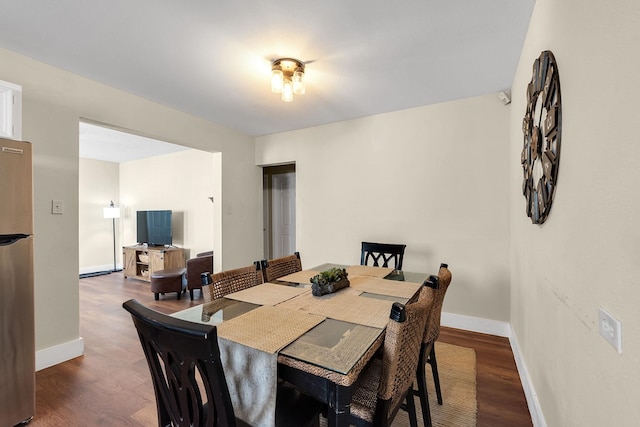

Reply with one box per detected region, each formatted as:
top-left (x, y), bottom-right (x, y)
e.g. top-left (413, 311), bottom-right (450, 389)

top-left (30, 272), bottom-right (531, 426)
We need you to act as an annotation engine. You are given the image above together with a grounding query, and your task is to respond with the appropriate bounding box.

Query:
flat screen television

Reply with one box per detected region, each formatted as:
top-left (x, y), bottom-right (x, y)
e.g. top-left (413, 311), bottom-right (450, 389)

top-left (136, 210), bottom-right (172, 246)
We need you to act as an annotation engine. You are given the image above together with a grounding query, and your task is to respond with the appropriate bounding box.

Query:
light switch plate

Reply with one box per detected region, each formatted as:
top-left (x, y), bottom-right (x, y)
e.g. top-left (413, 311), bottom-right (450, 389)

top-left (599, 307), bottom-right (622, 353)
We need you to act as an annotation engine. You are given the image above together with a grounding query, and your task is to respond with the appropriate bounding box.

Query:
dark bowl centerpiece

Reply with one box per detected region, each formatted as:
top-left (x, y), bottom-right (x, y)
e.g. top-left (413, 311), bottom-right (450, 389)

top-left (310, 267), bottom-right (350, 296)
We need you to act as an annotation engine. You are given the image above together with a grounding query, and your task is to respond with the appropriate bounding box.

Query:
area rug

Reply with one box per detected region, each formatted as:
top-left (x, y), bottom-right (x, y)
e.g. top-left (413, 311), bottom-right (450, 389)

top-left (320, 342), bottom-right (477, 426)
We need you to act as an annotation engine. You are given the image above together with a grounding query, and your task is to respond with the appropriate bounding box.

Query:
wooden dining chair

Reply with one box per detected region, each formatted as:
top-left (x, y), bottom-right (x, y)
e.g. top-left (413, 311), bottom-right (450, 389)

top-left (360, 242), bottom-right (407, 270)
top-left (122, 299), bottom-right (321, 427)
top-left (348, 286), bottom-right (432, 427)
top-left (414, 263), bottom-right (453, 426)
top-left (260, 252), bottom-right (302, 282)
top-left (202, 262), bottom-right (264, 302)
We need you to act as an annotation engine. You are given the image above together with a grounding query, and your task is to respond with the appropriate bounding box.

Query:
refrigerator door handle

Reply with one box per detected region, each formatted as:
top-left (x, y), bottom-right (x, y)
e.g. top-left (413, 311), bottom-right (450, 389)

top-left (0, 234), bottom-right (30, 246)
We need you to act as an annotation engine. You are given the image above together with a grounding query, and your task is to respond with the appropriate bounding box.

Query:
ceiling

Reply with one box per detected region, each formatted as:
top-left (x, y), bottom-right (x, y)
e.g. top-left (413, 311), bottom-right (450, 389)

top-left (0, 0), bottom-right (534, 158)
top-left (79, 122), bottom-right (189, 163)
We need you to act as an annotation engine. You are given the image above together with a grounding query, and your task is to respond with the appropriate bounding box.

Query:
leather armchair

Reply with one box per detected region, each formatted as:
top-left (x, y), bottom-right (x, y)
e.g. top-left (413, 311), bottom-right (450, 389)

top-left (186, 251), bottom-right (214, 300)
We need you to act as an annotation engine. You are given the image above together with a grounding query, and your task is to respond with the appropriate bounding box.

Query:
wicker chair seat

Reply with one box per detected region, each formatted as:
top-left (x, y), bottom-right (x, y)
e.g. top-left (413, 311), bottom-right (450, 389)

top-left (350, 358), bottom-right (383, 423)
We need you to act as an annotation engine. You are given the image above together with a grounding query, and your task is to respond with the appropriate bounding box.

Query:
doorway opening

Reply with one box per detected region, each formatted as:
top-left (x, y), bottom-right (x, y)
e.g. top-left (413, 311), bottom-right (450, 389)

top-left (78, 120), bottom-right (221, 277)
top-left (263, 164), bottom-right (296, 259)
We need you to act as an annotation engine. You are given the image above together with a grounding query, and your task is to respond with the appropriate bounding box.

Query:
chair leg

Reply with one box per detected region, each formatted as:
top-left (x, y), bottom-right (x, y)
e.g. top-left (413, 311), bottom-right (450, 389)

top-left (416, 345), bottom-right (432, 427)
top-left (154, 293), bottom-right (159, 301)
top-left (177, 291), bottom-right (181, 300)
top-left (405, 387), bottom-right (419, 427)
top-left (189, 289), bottom-right (194, 300)
top-left (428, 343), bottom-right (443, 405)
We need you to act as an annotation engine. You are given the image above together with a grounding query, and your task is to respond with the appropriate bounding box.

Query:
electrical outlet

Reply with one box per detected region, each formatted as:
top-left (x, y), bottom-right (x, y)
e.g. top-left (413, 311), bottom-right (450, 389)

top-left (52, 200), bottom-right (64, 214)
top-left (599, 307), bottom-right (622, 353)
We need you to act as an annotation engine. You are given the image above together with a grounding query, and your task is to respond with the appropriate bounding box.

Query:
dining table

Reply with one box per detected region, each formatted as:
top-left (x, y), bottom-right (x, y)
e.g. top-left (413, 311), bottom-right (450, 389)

top-left (171, 263), bottom-right (430, 427)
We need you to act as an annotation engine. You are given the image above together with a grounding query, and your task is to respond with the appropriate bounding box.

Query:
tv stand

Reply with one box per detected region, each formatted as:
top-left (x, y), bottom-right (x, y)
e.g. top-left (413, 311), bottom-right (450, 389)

top-left (123, 245), bottom-right (185, 282)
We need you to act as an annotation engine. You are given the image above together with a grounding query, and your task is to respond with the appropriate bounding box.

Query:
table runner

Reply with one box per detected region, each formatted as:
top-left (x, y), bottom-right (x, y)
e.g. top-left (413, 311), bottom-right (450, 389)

top-left (224, 282), bottom-right (310, 306)
top-left (218, 339), bottom-right (277, 426)
top-left (217, 305), bottom-right (325, 427)
top-left (276, 269), bottom-right (320, 284)
top-left (349, 275), bottom-right (421, 299)
top-left (346, 265), bottom-right (394, 278)
top-left (278, 290), bottom-right (395, 329)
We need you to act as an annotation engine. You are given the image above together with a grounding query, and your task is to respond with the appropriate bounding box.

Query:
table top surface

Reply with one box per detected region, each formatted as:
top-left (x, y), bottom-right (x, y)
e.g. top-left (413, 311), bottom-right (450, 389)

top-left (171, 263), bottom-right (428, 375)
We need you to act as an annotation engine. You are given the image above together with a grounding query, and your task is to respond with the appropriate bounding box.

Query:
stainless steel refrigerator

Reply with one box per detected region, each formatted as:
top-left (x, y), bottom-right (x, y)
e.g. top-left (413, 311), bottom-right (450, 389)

top-left (0, 137), bottom-right (35, 426)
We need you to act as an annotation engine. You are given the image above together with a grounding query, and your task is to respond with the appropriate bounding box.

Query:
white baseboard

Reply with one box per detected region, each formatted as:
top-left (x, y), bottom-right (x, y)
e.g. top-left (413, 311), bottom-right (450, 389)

top-left (441, 311), bottom-right (546, 426)
top-left (79, 264), bottom-right (120, 275)
top-left (509, 331), bottom-right (547, 427)
top-left (36, 337), bottom-right (84, 371)
top-left (441, 311), bottom-right (511, 337)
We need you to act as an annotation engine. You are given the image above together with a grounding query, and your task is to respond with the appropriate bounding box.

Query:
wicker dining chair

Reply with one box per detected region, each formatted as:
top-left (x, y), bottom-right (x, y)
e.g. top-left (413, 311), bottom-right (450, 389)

top-left (202, 262), bottom-right (264, 302)
top-left (260, 252), bottom-right (302, 282)
top-left (360, 242), bottom-right (407, 270)
top-left (414, 263), bottom-right (453, 426)
top-left (122, 299), bottom-right (321, 427)
top-left (348, 286), bottom-right (433, 427)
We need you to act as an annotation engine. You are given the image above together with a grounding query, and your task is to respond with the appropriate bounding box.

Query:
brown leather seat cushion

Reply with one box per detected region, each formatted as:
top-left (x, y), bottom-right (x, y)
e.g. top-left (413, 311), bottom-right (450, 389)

top-left (151, 267), bottom-right (186, 279)
top-left (150, 268), bottom-right (186, 299)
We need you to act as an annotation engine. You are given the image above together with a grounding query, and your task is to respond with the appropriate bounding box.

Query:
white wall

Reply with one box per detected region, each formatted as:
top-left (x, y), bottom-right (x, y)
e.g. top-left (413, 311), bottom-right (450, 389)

top-left (0, 48), bottom-right (261, 362)
top-left (510, 0), bottom-right (640, 425)
top-left (78, 158), bottom-right (120, 273)
top-left (119, 149), bottom-right (220, 261)
top-left (79, 149), bottom-right (222, 275)
top-left (257, 93), bottom-right (511, 322)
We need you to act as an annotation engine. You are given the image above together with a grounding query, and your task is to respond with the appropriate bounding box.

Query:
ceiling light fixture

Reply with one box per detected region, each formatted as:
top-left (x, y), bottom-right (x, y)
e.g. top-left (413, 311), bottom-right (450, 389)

top-left (271, 58), bottom-right (305, 102)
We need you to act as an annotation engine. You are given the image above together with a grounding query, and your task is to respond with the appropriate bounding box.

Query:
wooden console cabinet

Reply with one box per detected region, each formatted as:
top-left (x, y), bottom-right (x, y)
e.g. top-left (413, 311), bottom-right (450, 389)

top-left (123, 245), bottom-right (185, 282)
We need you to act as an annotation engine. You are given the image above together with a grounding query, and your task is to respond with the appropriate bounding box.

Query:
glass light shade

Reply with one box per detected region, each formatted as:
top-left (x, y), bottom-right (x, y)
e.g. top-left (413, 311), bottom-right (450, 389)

top-left (103, 206), bottom-right (120, 219)
top-left (282, 79), bottom-right (294, 102)
top-left (271, 66), bottom-right (283, 93)
top-left (293, 67), bottom-right (305, 95)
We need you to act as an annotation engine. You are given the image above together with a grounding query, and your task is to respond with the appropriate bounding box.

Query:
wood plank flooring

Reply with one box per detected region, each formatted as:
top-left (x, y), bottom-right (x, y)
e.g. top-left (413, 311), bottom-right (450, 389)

top-left (30, 272), bottom-right (531, 426)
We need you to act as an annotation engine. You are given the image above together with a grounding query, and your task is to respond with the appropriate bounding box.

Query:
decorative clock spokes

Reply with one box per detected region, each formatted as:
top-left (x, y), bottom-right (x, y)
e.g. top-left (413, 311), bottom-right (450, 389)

top-left (521, 50), bottom-right (561, 224)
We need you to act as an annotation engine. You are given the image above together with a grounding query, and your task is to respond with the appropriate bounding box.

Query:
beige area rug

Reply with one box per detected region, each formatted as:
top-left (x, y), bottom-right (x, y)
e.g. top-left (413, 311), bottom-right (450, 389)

top-left (320, 342), bottom-right (477, 426)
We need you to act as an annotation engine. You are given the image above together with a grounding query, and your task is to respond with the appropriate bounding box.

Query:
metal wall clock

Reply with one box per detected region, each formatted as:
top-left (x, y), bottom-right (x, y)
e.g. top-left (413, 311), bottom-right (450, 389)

top-left (521, 50), bottom-right (562, 224)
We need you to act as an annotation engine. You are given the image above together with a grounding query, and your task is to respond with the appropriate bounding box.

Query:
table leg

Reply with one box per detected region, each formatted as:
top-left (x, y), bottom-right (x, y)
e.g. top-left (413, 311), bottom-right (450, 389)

top-left (327, 384), bottom-right (351, 427)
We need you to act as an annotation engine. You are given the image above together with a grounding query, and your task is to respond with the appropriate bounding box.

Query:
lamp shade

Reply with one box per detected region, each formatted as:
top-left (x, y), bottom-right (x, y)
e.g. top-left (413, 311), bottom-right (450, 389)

top-left (271, 66), bottom-right (283, 93)
top-left (103, 206), bottom-right (120, 219)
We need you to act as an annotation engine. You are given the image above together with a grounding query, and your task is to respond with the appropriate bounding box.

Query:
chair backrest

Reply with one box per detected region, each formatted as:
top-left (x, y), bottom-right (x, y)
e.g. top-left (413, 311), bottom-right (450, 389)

top-left (375, 287), bottom-right (432, 423)
top-left (186, 252), bottom-right (214, 289)
top-left (424, 263), bottom-right (452, 343)
top-left (202, 262), bottom-right (264, 302)
top-left (122, 299), bottom-right (238, 427)
top-left (360, 242), bottom-right (407, 270)
top-left (260, 252), bottom-right (302, 282)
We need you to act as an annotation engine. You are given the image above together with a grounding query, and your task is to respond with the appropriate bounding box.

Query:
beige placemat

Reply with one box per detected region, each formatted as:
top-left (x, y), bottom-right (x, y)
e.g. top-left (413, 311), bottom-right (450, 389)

top-left (277, 269), bottom-right (320, 284)
top-left (225, 282), bottom-right (310, 306)
top-left (279, 290), bottom-right (394, 329)
top-left (347, 265), bottom-right (394, 278)
top-left (349, 275), bottom-right (422, 299)
top-left (217, 305), bottom-right (325, 353)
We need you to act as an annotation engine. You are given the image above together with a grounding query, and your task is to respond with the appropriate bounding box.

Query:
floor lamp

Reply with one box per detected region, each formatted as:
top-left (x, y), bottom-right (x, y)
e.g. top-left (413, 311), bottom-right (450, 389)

top-left (103, 201), bottom-right (121, 273)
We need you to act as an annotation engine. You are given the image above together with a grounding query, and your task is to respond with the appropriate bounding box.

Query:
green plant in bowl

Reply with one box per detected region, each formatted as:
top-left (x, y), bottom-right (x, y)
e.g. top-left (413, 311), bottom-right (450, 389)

top-left (310, 267), bottom-right (350, 296)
